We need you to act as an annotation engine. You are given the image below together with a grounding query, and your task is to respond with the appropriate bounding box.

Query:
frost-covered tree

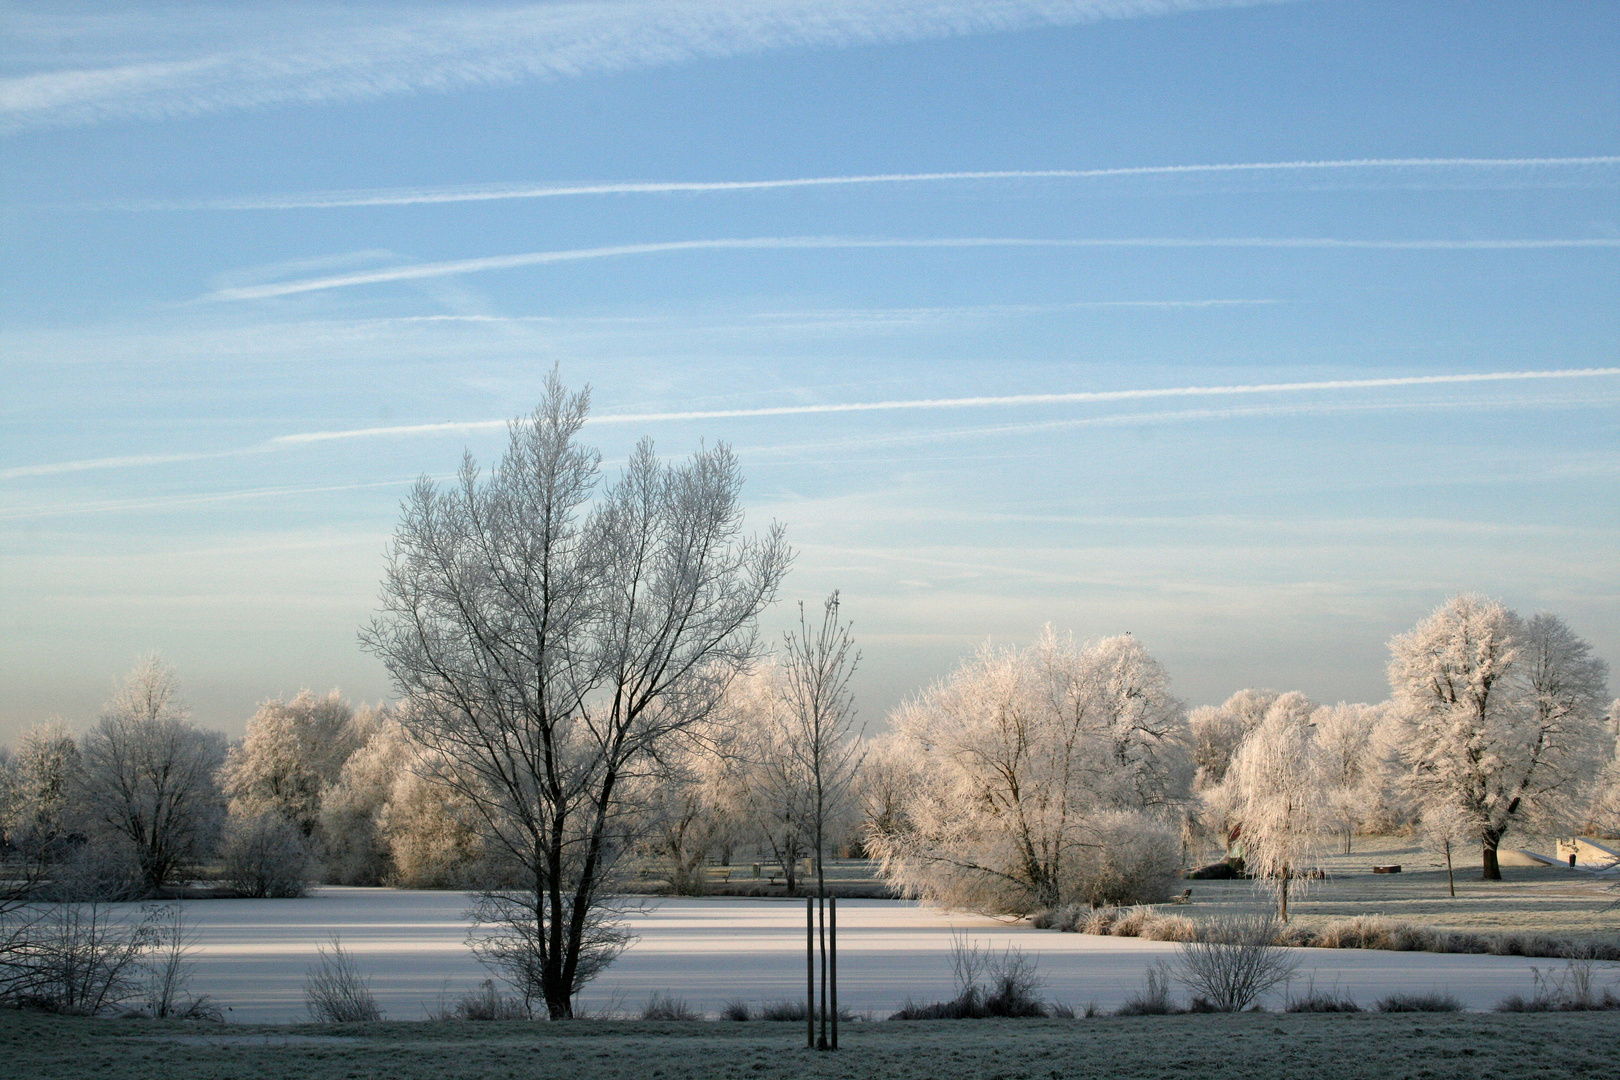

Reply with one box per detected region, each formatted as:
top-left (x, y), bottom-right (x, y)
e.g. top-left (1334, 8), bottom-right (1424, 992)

top-left (316, 705), bottom-right (406, 885)
top-left (1585, 699), bottom-right (1620, 836)
top-left (635, 716), bottom-right (738, 896)
top-left (1387, 596), bottom-right (1610, 879)
top-left (220, 690), bottom-right (362, 840)
top-left (1189, 689), bottom-right (1281, 792)
top-left (77, 657), bottom-right (227, 893)
top-left (1312, 702), bottom-right (1385, 853)
top-left (715, 663), bottom-right (819, 895)
top-left (1225, 697), bottom-right (1328, 920)
top-left (869, 630), bottom-right (1191, 915)
top-left (2, 721), bottom-right (82, 864)
top-left (853, 732), bottom-right (917, 849)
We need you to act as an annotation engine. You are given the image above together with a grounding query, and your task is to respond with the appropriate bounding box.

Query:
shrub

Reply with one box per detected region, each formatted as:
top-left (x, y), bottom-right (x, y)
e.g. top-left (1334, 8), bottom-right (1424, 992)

top-left (1114, 964), bottom-right (1177, 1016)
top-left (1285, 978), bottom-right (1361, 1013)
top-left (142, 904), bottom-right (219, 1021)
top-left (1139, 914), bottom-right (1199, 943)
top-left (890, 934), bottom-right (1049, 1019)
top-left (1070, 813), bottom-right (1184, 908)
top-left (1494, 950), bottom-right (1620, 1011)
top-left (640, 992), bottom-right (701, 1021)
top-left (221, 812), bottom-right (313, 898)
top-left (1082, 907), bottom-right (1120, 935)
top-left (1109, 905), bottom-right (1154, 938)
top-left (719, 998), bottom-right (752, 1021)
top-left (0, 902), bottom-right (156, 1014)
top-left (757, 999), bottom-right (809, 1021)
top-left (1375, 992), bottom-right (1461, 1013)
top-left (1174, 913), bottom-right (1299, 1012)
top-left (429, 979), bottom-right (529, 1021)
top-left (303, 937), bottom-right (382, 1022)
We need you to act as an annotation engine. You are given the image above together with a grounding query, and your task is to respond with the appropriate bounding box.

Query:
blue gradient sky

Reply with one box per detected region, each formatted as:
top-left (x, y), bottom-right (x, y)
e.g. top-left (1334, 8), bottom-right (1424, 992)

top-left (3, 0), bottom-right (1617, 741)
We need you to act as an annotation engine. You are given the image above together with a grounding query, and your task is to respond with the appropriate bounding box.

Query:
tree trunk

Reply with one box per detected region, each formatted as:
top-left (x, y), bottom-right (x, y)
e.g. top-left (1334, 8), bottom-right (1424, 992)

top-left (1444, 839), bottom-right (1455, 897)
top-left (1481, 841), bottom-right (1501, 881)
top-left (1277, 876), bottom-right (1289, 922)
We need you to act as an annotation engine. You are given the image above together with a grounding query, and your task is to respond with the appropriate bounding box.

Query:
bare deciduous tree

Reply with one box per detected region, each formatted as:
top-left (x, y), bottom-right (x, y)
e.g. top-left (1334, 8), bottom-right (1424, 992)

top-left (76, 658), bottom-right (226, 894)
top-left (360, 373), bottom-right (788, 1017)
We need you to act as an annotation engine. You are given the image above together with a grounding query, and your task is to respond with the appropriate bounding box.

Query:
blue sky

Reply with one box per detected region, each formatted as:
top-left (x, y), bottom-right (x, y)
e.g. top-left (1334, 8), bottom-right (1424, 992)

top-left (2, 0), bottom-right (1617, 741)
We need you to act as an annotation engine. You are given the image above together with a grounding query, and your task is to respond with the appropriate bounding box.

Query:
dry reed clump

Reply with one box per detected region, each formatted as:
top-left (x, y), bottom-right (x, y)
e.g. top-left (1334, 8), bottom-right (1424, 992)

top-left (1082, 907), bottom-right (1121, 935)
top-left (1137, 914), bottom-right (1198, 942)
top-left (1108, 906), bottom-right (1155, 937)
top-left (1030, 904), bottom-right (1086, 932)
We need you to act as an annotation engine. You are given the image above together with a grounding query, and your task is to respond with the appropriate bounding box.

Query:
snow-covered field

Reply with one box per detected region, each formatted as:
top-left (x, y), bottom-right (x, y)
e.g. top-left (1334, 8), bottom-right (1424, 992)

top-left (165, 889), bottom-right (1589, 1022)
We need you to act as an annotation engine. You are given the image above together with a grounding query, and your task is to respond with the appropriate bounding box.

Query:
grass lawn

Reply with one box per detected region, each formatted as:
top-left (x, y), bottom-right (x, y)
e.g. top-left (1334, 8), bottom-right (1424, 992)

top-left (1174, 837), bottom-right (1619, 940)
top-left (5, 1011), bottom-right (1616, 1080)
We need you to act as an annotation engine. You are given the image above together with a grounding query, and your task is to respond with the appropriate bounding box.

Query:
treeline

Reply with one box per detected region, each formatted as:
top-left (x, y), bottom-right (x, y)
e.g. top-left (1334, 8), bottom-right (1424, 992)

top-left (5, 595), bottom-right (1615, 911)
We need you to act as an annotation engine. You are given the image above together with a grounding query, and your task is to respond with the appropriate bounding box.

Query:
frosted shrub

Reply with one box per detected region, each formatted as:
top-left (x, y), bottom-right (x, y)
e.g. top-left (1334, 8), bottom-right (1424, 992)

top-left (1070, 813), bottom-right (1183, 908)
top-left (1139, 913), bottom-right (1198, 943)
top-left (1174, 913), bottom-right (1299, 1011)
top-left (1109, 906), bottom-right (1155, 937)
top-left (221, 812), bottom-right (312, 898)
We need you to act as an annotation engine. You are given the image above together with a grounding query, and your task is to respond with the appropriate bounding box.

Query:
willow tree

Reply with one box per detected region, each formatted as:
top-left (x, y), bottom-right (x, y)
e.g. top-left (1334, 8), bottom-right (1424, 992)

top-left (361, 373), bottom-right (788, 1017)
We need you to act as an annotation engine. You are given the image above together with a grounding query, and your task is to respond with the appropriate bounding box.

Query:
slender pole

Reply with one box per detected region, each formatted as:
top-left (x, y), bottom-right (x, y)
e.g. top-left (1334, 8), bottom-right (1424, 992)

top-left (806, 897), bottom-right (814, 1049)
top-left (830, 897), bottom-right (838, 1050)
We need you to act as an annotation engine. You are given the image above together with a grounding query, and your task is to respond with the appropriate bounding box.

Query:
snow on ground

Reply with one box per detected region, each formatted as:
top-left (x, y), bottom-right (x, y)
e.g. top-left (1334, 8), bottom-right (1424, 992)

top-left (172, 889), bottom-right (1578, 1022)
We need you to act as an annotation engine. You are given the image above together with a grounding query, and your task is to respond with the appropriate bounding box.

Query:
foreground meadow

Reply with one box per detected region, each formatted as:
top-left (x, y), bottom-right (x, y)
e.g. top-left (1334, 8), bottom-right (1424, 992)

top-left (5, 1011), bottom-right (1616, 1080)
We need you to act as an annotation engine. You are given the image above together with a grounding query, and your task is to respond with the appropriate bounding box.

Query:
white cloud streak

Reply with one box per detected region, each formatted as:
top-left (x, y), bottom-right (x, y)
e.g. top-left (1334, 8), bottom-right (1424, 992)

top-left (211, 234), bottom-right (1620, 300)
top-left (1, 0), bottom-right (1297, 135)
top-left (179, 156), bottom-right (1620, 211)
top-left (0, 449), bottom-right (256, 481)
top-left (7, 367), bottom-right (1615, 482)
top-left (272, 367), bottom-right (1620, 444)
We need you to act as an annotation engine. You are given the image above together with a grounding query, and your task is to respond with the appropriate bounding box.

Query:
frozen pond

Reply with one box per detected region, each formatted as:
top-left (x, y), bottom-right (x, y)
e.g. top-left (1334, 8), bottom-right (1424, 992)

top-left (164, 888), bottom-right (1580, 1022)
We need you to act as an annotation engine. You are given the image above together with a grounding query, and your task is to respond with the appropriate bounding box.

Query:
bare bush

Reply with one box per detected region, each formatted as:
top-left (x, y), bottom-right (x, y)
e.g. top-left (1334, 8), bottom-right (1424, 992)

top-left (1114, 964), bottom-right (1177, 1015)
top-left (142, 903), bottom-right (218, 1020)
top-left (303, 936), bottom-right (382, 1022)
top-left (891, 933), bottom-right (1048, 1019)
top-left (1285, 977), bottom-right (1361, 1013)
top-left (1496, 948), bottom-right (1620, 1011)
top-left (427, 979), bottom-right (529, 1021)
top-left (1173, 913), bottom-right (1299, 1011)
top-left (1, 902), bottom-right (156, 1014)
top-left (757, 999), bottom-right (809, 1021)
top-left (220, 812), bottom-right (313, 898)
top-left (640, 992), bottom-right (701, 1021)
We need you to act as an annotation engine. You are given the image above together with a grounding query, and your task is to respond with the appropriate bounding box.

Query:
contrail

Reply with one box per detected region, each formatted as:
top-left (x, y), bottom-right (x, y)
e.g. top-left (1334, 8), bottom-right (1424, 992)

top-left (1, 0), bottom-right (1300, 135)
top-left (212, 235), bottom-right (1620, 300)
top-left (190, 156), bottom-right (1620, 210)
top-left (271, 367), bottom-right (1620, 444)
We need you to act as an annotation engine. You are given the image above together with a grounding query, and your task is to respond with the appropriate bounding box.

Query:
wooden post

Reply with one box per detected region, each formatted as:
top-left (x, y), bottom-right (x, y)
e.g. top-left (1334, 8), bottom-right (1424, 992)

top-left (818, 895), bottom-right (828, 1049)
top-left (806, 897), bottom-right (814, 1049)
top-left (830, 897), bottom-right (838, 1050)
